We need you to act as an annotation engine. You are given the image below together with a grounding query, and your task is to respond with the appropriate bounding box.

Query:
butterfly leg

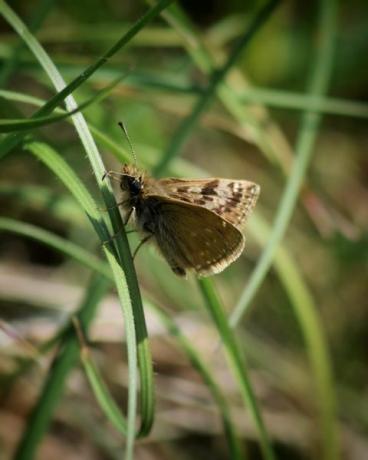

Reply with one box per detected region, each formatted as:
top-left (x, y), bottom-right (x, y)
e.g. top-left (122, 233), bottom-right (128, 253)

top-left (101, 228), bottom-right (123, 246)
top-left (124, 207), bottom-right (134, 226)
top-left (101, 226), bottom-right (137, 246)
top-left (97, 199), bottom-right (130, 212)
top-left (132, 234), bottom-right (153, 260)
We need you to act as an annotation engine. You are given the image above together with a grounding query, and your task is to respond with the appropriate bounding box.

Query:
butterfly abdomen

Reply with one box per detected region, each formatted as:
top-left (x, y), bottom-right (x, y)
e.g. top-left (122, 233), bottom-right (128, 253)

top-left (134, 197), bottom-right (161, 234)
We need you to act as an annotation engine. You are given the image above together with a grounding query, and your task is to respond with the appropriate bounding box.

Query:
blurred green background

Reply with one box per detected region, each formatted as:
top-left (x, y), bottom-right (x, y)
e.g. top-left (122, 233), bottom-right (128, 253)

top-left (0, 0), bottom-right (367, 459)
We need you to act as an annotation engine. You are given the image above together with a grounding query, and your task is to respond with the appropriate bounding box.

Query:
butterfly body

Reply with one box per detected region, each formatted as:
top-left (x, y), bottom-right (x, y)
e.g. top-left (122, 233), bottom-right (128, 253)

top-left (114, 164), bottom-right (260, 277)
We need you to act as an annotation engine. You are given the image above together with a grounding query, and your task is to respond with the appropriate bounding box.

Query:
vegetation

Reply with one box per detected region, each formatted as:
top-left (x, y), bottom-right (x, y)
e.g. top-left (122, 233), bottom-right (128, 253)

top-left (0, 1), bottom-right (367, 459)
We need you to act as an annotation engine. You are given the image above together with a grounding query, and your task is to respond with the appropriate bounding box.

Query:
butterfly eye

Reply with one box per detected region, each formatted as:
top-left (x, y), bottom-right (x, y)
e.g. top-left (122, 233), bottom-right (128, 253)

top-left (127, 177), bottom-right (142, 195)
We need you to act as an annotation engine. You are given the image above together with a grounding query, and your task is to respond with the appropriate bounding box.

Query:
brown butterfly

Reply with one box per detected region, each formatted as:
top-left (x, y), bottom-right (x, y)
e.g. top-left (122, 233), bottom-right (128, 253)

top-left (105, 164), bottom-right (260, 278)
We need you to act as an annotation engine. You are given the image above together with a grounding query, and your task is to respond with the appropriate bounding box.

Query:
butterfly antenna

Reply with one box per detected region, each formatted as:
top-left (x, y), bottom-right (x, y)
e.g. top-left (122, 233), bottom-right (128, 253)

top-left (118, 121), bottom-right (137, 166)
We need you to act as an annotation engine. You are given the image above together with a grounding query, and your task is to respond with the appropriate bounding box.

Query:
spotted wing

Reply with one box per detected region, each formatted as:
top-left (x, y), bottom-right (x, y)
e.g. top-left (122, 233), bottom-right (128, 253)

top-left (147, 196), bottom-right (245, 277)
top-left (156, 178), bottom-right (260, 229)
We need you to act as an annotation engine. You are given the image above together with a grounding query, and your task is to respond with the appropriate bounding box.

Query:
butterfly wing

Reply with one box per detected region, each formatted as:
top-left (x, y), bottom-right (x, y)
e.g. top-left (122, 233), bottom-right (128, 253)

top-left (143, 196), bottom-right (245, 277)
top-left (155, 178), bottom-right (260, 229)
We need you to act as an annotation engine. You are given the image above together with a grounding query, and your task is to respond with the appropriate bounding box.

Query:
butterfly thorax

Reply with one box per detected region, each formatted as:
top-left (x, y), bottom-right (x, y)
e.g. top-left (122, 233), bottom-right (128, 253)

top-left (119, 165), bottom-right (145, 208)
top-left (119, 166), bottom-right (161, 233)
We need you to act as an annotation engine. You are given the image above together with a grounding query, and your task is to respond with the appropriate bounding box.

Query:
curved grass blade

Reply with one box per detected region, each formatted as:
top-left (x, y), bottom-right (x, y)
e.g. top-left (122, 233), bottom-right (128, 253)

top-left (0, 0), bottom-right (175, 159)
top-left (231, 2), bottom-right (339, 459)
top-left (79, 345), bottom-right (128, 435)
top-left (150, 0), bottom-right (293, 173)
top-left (0, 0), bottom-right (56, 85)
top-left (13, 274), bottom-right (110, 460)
top-left (148, 299), bottom-right (246, 459)
top-left (18, 137), bottom-right (338, 458)
top-left (0, 73), bottom-right (127, 133)
top-left (245, 213), bottom-right (340, 460)
top-left (239, 86), bottom-right (368, 120)
top-left (0, 215), bottom-right (244, 459)
top-left (0, 217), bottom-right (111, 279)
top-left (198, 279), bottom-right (276, 460)
top-left (2, 71), bottom-right (368, 121)
top-left (0, 0), bottom-right (175, 450)
top-left (2, 168), bottom-right (339, 459)
top-left (23, 141), bottom-right (139, 458)
top-left (0, 85), bottom-right (207, 178)
top-left (0, 182), bottom-right (87, 226)
top-left (231, 0), bottom-right (337, 323)
top-left (0, 217), bottom-right (133, 439)
top-left (24, 142), bottom-right (109, 242)
top-left (0, 2), bottom-right (176, 437)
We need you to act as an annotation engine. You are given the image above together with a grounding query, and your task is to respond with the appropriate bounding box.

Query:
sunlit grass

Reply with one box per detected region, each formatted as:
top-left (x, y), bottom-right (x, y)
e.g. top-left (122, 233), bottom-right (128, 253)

top-left (1, 0), bottom-right (366, 459)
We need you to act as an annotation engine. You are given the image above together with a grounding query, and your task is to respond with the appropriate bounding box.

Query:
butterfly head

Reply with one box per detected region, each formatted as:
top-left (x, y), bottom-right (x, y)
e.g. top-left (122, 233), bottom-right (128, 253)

top-left (120, 164), bottom-right (144, 197)
top-left (103, 164), bottom-right (144, 198)
top-left (121, 174), bottom-right (143, 196)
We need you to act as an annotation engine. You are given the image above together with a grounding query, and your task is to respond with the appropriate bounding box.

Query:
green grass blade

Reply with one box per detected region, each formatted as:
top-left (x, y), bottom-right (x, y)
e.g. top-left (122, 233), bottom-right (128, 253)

top-left (153, 0), bottom-right (292, 173)
top-left (80, 349), bottom-right (128, 435)
top-left (0, 0), bottom-right (56, 85)
top-left (24, 141), bottom-right (137, 458)
top-left (0, 213), bottom-right (244, 457)
top-left (0, 0), bottom-right (165, 447)
top-left (230, 0), bottom-right (337, 333)
top-left (248, 213), bottom-right (340, 460)
top-left (24, 141), bottom-right (109, 241)
top-left (149, 299), bottom-right (246, 459)
top-left (3, 178), bottom-right (337, 453)
top-left (0, 73), bottom-right (127, 132)
top-left (14, 275), bottom-right (110, 460)
top-left (0, 182), bottom-right (86, 226)
top-left (0, 1), bottom-right (174, 436)
top-left (0, 217), bottom-right (111, 279)
top-left (239, 86), bottom-right (368, 119)
top-left (153, 0), bottom-right (280, 176)
top-left (198, 279), bottom-right (276, 460)
top-left (0, 0), bottom-right (175, 159)
top-left (231, 2), bottom-right (339, 459)
top-left (0, 215), bottom-right (131, 439)
top-left (3, 72), bottom-right (368, 120)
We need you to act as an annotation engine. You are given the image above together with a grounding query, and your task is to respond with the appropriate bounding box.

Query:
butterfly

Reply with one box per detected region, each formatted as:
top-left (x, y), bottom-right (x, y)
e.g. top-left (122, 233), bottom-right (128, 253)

top-left (105, 164), bottom-right (260, 278)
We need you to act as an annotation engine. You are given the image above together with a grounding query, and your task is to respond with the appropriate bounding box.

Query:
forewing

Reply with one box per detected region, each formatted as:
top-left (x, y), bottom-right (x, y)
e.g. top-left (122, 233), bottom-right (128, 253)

top-left (155, 178), bottom-right (260, 228)
top-left (149, 196), bottom-right (245, 277)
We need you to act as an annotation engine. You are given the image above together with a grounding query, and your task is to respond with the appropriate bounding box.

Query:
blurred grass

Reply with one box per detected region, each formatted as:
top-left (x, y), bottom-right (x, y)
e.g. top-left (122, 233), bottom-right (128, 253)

top-left (0, 216), bottom-right (244, 459)
top-left (0, 73), bottom-right (128, 132)
top-left (198, 278), bottom-right (275, 460)
top-left (13, 274), bottom-right (110, 460)
top-left (152, 0), bottom-right (280, 176)
top-left (0, 1), bottom-right (367, 460)
top-left (154, 1), bottom-right (293, 174)
top-left (0, 1), bottom-right (178, 457)
top-left (231, 3), bottom-right (339, 459)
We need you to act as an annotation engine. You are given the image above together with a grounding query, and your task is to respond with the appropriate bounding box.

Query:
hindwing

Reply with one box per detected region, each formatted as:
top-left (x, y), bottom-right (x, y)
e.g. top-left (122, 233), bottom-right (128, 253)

top-left (145, 196), bottom-right (245, 277)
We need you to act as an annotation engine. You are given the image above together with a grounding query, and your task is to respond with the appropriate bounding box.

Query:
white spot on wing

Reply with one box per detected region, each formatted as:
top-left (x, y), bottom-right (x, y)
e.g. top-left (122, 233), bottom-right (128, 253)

top-left (188, 186), bottom-right (202, 193)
